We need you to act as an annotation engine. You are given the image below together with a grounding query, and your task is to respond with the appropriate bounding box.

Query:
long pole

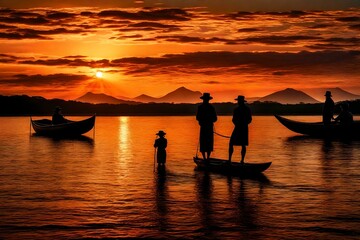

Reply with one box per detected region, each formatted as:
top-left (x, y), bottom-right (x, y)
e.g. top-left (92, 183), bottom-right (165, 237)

top-left (29, 116), bottom-right (32, 136)
top-left (153, 148), bottom-right (157, 173)
top-left (93, 120), bottom-right (96, 139)
top-left (92, 114), bottom-right (96, 139)
top-left (153, 135), bottom-right (158, 173)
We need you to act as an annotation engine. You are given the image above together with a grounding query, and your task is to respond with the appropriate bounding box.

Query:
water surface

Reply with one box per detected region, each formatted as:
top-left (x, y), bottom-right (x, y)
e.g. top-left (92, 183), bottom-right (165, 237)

top-left (0, 116), bottom-right (359, 239)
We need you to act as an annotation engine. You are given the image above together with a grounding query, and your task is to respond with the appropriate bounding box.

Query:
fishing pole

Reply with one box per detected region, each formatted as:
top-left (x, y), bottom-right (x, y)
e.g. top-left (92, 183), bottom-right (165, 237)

top-left (29, 116), bottom-right (32, 136)
top-left (153, 135), bottom-right (158, 173)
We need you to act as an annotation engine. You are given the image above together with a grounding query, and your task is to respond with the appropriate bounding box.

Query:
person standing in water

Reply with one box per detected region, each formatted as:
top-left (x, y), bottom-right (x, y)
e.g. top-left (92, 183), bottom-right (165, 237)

top-left (229, 96), bottom-right (252, 164)
top-left (154, 130), bottom-right (167, 166)
top-left (196, 93), bottom-right (217, 161)
top-left (322, 91), bottom-right (335, 125)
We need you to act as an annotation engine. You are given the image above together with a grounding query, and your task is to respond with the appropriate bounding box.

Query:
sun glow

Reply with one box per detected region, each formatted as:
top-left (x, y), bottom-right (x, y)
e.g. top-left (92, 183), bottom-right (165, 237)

top-left (95, 71), bottom-right (103, 78)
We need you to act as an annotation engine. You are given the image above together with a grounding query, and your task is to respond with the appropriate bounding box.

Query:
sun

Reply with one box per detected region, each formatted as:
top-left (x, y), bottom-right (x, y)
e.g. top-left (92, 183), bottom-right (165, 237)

top-left (95, 71), bottom-right (103, 78)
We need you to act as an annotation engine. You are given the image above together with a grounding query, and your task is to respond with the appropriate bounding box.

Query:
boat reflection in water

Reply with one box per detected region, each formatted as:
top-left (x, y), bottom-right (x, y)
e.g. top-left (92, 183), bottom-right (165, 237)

top-left (194, 170), bottom-right (269, 239)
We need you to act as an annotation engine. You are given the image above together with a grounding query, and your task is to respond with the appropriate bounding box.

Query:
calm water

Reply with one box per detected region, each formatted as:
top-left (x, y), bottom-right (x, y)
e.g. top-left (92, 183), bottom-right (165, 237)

top-left (0, 116), bottom-right (359, 240)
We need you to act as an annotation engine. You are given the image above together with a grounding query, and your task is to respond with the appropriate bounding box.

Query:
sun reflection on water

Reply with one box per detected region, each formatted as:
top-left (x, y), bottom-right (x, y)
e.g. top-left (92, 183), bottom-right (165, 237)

top-left (118, 117), bottom-right (131, 165)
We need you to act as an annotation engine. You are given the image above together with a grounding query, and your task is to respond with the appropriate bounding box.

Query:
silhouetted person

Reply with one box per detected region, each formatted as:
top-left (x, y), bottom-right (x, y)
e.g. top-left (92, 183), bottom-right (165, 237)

top-left (154, 130), bottom-right (167, 166)
top-left (322, 91), bottom-right (334, 125)
top-left (52, 106), bottom-right (68, 124)
top-left (229, 96), bottom-right (252, 164)
top-left (196, 93), bottom-right (217, 161)
top-left (335, 102), bottom-right (353, 126)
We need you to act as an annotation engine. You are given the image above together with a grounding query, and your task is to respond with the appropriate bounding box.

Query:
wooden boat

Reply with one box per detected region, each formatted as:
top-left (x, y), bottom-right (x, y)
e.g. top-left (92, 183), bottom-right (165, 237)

top-left (31, 115), bottom-right (95, 136)
top-left (193, 157), bottom-right (271, 175)
top-left (274, 115), bottom-right (360, 138)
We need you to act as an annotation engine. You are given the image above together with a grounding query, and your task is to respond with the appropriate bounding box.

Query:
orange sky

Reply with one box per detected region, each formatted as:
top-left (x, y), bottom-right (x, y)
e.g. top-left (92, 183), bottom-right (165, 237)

top-left (0, 3), bottom-right (359, 101)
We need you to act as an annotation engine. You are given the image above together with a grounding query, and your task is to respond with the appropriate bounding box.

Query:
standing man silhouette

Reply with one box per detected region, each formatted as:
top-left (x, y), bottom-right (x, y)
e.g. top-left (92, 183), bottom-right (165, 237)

top-left (196, 93), bottom-right (217, 161)
top-left (322, 91), bottom-right (334, 125)
top-left (229, 96), bottom-right (252, 164)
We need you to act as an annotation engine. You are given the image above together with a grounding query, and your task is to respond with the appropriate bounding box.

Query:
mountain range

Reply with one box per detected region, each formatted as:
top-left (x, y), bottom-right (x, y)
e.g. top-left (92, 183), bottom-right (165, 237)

top-left (76, 87), bottom-right (202, 104)
top-left (133, 87), bottom-right (202, 103)
top-left (76, 92), bottom-right (136, 104)
top-left (75, 86), bottom-right (360, 105)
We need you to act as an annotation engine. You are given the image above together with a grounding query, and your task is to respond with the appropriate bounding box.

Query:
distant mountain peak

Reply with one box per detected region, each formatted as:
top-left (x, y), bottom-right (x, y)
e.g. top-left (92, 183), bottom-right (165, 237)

top-left (283, 88), bottom-right (300, 92)
top-left (258, 88), bottom-right (320, 104)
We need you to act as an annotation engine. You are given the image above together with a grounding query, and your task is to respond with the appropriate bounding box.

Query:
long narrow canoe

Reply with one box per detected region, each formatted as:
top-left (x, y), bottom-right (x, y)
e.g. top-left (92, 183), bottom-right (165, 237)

top-left (31, 115), bottom-right (95, 136)
top-left (274, 115), bottom-right (360, 138)
top-left (194, 157), bottom-right (271, 175)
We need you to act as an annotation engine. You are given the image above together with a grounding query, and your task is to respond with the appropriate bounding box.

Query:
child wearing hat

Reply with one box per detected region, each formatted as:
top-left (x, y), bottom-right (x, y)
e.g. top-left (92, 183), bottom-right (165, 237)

top-left (154, 130), bottom-right (167, 166)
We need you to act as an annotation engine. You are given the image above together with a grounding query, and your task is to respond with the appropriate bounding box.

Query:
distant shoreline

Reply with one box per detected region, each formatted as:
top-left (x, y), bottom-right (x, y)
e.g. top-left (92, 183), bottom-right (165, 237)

top-left (1, 95), bottom-right (359, 116)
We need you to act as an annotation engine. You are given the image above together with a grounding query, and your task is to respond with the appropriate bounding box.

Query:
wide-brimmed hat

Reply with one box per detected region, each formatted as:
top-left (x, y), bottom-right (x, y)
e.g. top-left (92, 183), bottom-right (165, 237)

top-left (156, 130), bottom-right (166, 136)
top-left (324, 91), bottom-right (332, 97)
top-left (235, 95), bottom-right (247, 102)
top-left (200, 92), bottom-right (213, 100)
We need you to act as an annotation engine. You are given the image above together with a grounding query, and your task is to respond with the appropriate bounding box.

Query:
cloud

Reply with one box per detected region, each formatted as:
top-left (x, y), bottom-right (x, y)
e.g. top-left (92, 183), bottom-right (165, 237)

top-left (0, 73), bottom-right (91, 87)
top-left (0, 7), bottom-right (358, 51)
top-left (0, 31), bottom-right (50, 40)
top-left (308, 23), bottom-right (332, 29)
top-left (109, 50), bottom-right (360, 77)
top-left (225, 10), bottom-right (310, 19)
top-left (240, 35), bottom-right (322, 45)
top-left (11, 50), bottom-right (360, 78)
top-left (152, 34), bottom-right (323, 45)
top-left (349, 24), bottom-right (360, 30)
top-left (124, 21), bottom-right (181, 32)
top-left (0, 24), bottom-right (16, 29)
top-left (98, 8), bottom-right (191, 21)
top-left (19, 56), bottom-right (110, 68)
top-left (336, 16), bottom-right (360, 22)
top-left (238, 27), bottom-right (262, 32)
top-left (0, 54), bottom-right (17, 63)
top-left (0, 27), bottom-right (91, 40)
top-left (155, 35), bottom-right (230, 43)
top-left (0, 15), bottom-right (49, 25)
top-left (46, 11), bottom-right (77, 19)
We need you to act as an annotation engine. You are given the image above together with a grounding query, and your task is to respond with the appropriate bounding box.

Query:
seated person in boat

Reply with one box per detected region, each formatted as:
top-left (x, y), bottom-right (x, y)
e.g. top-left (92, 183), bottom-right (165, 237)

top-left (229, 95), bottom-right (252, 164)
top-left (52, 106), bottom-right (68, 124)
top-left (154, 130), bottom-right (167, 166)
top-left (335, 102), bottom-right (353, 126)
top-left (322, 91), bottom-right (335, 124)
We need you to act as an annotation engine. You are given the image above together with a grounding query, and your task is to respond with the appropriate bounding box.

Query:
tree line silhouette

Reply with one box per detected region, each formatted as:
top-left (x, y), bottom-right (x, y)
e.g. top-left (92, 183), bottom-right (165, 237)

top-left (0, 94), bottom-right (359, 116)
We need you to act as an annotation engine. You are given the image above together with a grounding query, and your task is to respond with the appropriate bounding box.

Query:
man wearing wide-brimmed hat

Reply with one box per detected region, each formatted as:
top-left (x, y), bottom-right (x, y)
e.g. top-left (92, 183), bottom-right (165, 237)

top-left (322, 90), bottom-right (334, 124)
top-left (196, 93), bottom-right (217, 161)
top-left (229, 95), bottom-right (252, 163)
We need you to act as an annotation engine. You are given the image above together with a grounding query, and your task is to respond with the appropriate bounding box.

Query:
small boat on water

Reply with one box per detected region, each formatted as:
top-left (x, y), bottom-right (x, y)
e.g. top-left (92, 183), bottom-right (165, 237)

top-left (193, 157), bottom-right (271, 176)
top-left (274, 115), bottom-right (360, 138)
top-left (31, 115), bottom-right (96, 137)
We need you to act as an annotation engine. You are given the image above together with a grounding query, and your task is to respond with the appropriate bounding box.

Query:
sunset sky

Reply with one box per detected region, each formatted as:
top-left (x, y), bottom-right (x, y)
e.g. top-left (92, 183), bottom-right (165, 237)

top-left (0, 0), bottom-right (359, 101)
